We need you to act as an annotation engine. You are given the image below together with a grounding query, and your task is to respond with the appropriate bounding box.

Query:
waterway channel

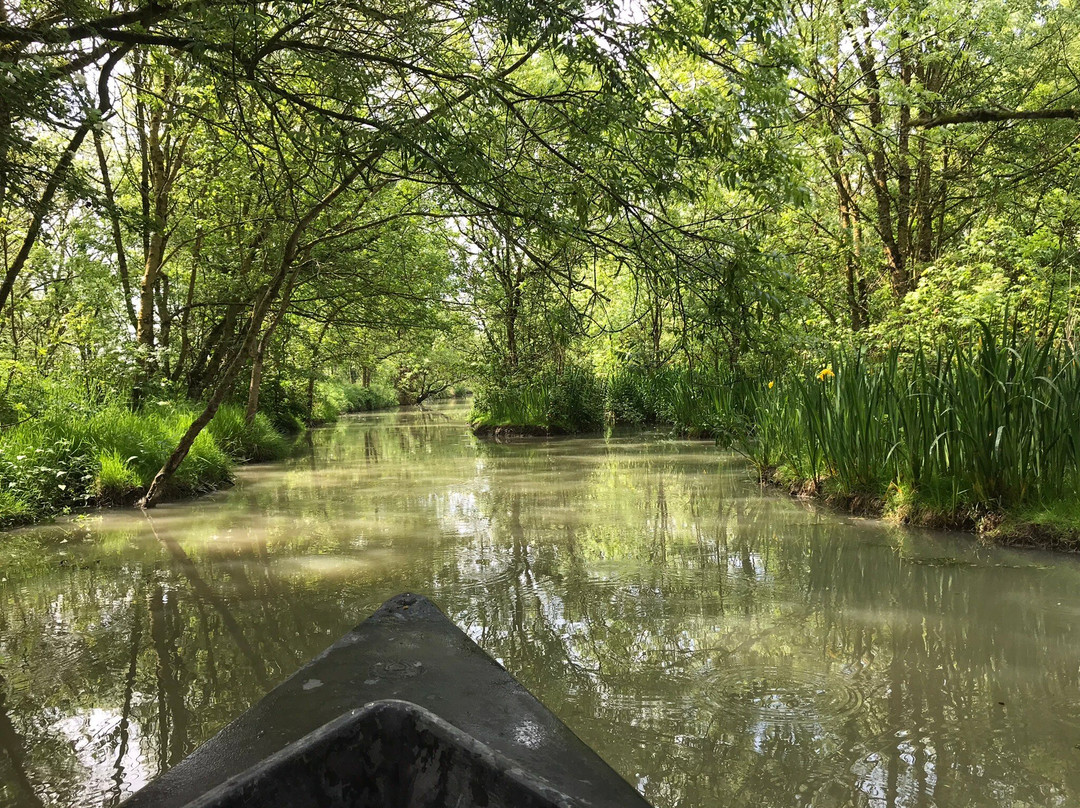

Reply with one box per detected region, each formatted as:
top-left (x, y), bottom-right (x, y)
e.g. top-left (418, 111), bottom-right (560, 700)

top-left (1, 402), bottom-right (1079, 807)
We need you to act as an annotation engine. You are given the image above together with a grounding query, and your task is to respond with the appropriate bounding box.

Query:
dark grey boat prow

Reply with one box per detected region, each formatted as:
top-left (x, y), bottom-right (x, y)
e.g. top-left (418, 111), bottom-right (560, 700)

top-left (122, 593), bottom-right (652, 808)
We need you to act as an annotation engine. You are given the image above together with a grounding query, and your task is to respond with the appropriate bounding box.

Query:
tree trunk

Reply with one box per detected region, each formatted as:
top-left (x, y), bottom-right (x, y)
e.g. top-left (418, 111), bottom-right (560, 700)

top-left (187, 303), bottom-right (240, 400)
top-left (841, 199), bottom-right (867, 332)
top-left (137, 65), bottom-right (172, 364)
top-left (171, 227), bottom-right (200, 383)
top-left (157, 273), bottom-right (171, 376)
top-left (140, 164), bottom-right (364, 507)
top-left (246, 351), bottom-right (266, 424)
top-left (851, 18), bottom-right (911, 298)
top-left (93, 127), bottom-right (138, 330)
top-left (245, 269), bottom-right (298, 424)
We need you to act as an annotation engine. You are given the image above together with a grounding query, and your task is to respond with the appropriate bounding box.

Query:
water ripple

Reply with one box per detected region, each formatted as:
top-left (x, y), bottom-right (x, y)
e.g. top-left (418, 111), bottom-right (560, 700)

top-left (699, 663), bottom-right (866, 725)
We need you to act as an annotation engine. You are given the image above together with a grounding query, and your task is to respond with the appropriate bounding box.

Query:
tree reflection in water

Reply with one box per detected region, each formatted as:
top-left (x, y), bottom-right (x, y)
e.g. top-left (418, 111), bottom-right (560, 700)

top-left (1, 403), bottom-right (1079, 807)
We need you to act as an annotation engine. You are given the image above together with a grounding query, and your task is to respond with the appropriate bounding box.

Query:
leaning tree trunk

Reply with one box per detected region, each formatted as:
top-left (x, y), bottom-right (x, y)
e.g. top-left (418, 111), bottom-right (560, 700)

top-left (0, 47), bottom-right (130, 315)
top-left (139, 165), bottom-right (363, 508)
top-left (93, 128), bottom-right (138, 330)
top-left (141, 273), bottom-right (297, 506)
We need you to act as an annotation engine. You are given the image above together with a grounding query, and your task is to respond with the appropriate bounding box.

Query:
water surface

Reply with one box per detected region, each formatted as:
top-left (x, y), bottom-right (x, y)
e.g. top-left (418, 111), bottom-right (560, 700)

top-left (1, 403), bottom-right (1079, 807)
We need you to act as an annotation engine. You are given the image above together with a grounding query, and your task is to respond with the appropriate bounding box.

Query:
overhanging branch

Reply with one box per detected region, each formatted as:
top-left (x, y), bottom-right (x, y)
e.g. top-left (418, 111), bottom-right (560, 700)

top-left (914, 108), bottom-right (1080, 128)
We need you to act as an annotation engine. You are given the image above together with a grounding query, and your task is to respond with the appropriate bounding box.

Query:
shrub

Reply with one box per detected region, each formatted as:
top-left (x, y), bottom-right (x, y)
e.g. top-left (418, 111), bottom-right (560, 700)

top-left (472, 364), bottom-right (604, 433)
top-left (0, 399), bottom-right (291, 525)
top-left (606, 365), bottom-right (752, 440)
top-left (341, 382), bottom-right (398, 412)
top-left (311, 381), bottom-right (350, 423)
top-left (546, 365), bottom-right (604, 433)
top-left (471, 377), bottom-right (549, 430)
top-left (606, 367), bottom-right (652, 424)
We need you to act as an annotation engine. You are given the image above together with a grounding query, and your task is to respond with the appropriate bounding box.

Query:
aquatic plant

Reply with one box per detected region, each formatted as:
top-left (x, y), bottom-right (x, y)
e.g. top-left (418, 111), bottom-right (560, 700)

top-left (605, 365), bottom-right (753, 440)
top-left (471, 364), bottom-right (604, 433)
top-left (740, 325), bottom-right (1080, 521)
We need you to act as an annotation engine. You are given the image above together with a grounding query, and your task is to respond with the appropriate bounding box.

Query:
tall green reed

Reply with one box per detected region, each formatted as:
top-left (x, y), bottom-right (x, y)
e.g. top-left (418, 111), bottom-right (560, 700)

top-left (743, 326), bottom-right (1080, 514)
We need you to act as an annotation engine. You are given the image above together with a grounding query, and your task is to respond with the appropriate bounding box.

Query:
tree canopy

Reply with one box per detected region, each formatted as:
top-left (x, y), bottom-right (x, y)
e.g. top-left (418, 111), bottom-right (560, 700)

top-left (0, 0), bottom-right (1078, 500)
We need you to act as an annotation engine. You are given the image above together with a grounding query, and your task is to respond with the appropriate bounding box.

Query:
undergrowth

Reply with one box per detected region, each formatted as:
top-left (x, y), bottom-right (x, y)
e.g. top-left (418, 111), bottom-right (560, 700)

top-left (0, 402), bottom-right (291, 527)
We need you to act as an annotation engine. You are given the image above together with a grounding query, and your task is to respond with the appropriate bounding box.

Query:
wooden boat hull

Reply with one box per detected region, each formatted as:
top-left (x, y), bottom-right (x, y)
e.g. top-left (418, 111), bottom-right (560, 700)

top-left (122, 593), bottom-right (652, 808)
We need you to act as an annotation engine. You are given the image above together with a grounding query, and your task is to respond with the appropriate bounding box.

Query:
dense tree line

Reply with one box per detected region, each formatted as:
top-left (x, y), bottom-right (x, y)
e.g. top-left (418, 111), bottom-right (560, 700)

top-left (0, 0), bottom-right (1078, 510)
top-left (0, 0), bottom-right (779, 503)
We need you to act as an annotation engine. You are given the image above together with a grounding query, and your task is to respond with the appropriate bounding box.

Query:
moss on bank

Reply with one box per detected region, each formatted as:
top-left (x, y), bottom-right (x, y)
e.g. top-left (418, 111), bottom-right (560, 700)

top-left (0, 403), bottom-right (291, 528)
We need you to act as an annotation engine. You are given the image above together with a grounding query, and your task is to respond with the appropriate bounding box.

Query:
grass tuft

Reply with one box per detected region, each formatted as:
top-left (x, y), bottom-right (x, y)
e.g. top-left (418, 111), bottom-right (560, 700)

top-left (93, 449), bottom-right (143, 505)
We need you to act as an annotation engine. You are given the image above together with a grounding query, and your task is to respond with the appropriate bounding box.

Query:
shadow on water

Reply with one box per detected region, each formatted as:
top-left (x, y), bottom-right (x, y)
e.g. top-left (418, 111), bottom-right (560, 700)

top-left (1, 400), bottom-right (1080, 807)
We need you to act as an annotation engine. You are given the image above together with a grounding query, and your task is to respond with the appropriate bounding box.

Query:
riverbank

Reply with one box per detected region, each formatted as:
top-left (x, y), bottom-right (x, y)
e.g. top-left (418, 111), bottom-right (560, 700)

top-left (737, 332), bottom-right (1080, 553)
top-left (0, 403), bottom-right (291, 529)
top-left (0, 378), bottom-right (410, 530)
top-left (474, 330), bottom-right (1080, 553)
top-left (760, 469), bottom-right (1080, 552)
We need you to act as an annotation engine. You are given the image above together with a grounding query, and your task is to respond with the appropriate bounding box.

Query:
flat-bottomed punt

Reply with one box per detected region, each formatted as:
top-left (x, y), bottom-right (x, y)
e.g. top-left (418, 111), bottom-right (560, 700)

top-left (122, 593), bottom-right (653, 808)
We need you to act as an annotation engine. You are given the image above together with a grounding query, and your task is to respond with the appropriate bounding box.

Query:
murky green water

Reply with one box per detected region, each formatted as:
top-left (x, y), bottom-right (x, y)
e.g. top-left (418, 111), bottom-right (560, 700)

top-left (2, 402), bottom-right (1079, 808)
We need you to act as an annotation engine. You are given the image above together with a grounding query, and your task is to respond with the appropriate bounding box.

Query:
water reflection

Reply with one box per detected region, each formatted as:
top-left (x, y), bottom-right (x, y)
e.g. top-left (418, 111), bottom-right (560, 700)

top-left (1, 403), bottom-right (1079, 807)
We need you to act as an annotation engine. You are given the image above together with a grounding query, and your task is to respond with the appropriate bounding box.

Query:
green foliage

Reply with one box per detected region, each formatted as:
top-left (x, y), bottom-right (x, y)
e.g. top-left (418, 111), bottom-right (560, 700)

top-left (471, 381), bottom-right (550, 431)
top-left (606, 366), bottom-right (752, 441)
top-left (341, 383), bottom-right (398, 412)
top-left (605, 366), bottom-right (658, 425)
top-left (476, 363), bottom-right (757, 438)
top-left (872, 220), bottom-right (1073, 346)
top-left (93, 450), bottom-right (142, 505)
top-left (0, 402), bottom-right (292, 526)
top-left (545, 365), bottom-right (605, 433)
top-left (472, 364), bottom-right (604, 434)
top-left (311, 382), bottom-right (351, 424)
top-left (208, 405), bottom-right (290, 462)
top-left (738, 327), bottom-right (1080, 519)
top-left (171, 427), bottom-right (233, 494)
top-left (0, 489), bottom-right (31, 527)
top-left (1, 0), bottom-right (1079, 537)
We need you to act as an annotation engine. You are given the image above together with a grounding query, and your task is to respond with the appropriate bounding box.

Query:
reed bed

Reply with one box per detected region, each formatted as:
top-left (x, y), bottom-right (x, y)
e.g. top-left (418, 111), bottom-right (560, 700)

top-left (739, 326), bottom-right (1080, 521)
top-left (471, 365), bottom-right (605, 433)
top-left (605, 365), bottom-right (753, 438)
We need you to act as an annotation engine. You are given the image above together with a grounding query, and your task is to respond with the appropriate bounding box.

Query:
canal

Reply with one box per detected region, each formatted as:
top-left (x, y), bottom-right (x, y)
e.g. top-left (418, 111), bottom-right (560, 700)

top-left (1, 402), bottom-right (1079, 807)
